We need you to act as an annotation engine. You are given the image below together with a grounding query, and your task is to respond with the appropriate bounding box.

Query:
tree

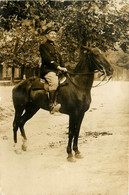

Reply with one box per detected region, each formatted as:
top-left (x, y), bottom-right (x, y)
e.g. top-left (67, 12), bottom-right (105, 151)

top-left (59, 0), bottom-right (129, 53)
top-left (0, 1), bottom-right (54, 79)
top-left (0, 0), bottom-right (128, 74)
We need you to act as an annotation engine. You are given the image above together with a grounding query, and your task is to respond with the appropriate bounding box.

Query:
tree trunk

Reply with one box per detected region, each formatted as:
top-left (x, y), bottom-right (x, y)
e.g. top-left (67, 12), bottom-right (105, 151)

top-left (11, 66), bottom-right (15, 83)
top-left (20, 65), bottom-right (25, 79)
top-left (0, 64), bottom-right (3, 80)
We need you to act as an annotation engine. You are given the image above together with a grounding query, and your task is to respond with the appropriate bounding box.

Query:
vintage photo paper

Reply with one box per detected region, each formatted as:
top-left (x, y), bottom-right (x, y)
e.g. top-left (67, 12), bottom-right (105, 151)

top-left (0, 1), bottom-right (129, 195)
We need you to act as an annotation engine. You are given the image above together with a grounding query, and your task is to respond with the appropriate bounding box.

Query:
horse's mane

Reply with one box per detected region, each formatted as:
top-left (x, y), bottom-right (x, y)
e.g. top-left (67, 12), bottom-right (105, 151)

top-left (74, 52), bottom-right (89, 73)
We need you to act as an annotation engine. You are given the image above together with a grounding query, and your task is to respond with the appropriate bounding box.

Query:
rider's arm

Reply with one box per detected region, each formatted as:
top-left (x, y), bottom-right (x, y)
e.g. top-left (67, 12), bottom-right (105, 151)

top-left (40, 44), bottom-right (67, 71)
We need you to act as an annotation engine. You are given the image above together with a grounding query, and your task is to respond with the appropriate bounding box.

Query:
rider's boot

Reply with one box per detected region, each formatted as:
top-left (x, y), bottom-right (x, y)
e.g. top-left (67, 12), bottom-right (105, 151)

top-left (49, 90), bottom-right (61, 114)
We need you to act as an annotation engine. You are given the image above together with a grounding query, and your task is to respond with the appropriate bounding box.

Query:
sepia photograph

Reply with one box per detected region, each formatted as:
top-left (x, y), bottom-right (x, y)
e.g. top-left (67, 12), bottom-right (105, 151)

top-left (0, 0), bottom-right (129, 195)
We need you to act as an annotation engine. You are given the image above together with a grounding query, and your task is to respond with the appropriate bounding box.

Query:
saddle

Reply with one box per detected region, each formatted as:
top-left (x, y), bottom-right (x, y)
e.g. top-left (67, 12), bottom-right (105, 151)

top-left (31, 77), bottom-right (49, 92)
top-left (30, 75), bottom-right (67, 93)
top-left (28, 76), bottom-right (68, 103)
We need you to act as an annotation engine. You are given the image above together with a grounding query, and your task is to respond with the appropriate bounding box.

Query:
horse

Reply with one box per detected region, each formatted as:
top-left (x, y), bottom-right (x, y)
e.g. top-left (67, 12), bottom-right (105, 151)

top-left (12, 47), bottom-right (113, 161)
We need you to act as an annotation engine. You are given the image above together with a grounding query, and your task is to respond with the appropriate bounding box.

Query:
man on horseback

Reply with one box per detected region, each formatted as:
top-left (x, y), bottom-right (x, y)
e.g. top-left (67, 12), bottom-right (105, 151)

top-left (39, 28), bottom-right (67, 114)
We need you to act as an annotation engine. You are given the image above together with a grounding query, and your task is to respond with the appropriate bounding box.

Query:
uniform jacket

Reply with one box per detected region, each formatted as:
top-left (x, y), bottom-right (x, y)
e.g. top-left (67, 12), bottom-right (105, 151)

top-left (39, 40), bottom-right (64, 78)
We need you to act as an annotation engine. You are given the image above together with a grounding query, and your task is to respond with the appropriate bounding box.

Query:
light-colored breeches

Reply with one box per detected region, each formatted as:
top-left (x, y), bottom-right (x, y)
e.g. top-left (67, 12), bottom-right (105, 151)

top-left (44, 72), bottom-right (58, 91)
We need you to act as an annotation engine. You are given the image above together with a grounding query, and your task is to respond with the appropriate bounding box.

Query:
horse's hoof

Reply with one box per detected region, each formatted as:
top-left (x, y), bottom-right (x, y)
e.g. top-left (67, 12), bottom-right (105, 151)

top-left (14, 149), bottom-right (22, 155)
top-left (75, 153), bottom-right (83, 159)
top-left (21, 144), bottom-right (27, 151)
top-left (13, 144), bottom-right (22, 154)
top-left (75, 151), bottom-right (83, 159)
top-left (67, 156), bottom-right (76, 163)
top-left (67, 153), bottom-right (76, 162)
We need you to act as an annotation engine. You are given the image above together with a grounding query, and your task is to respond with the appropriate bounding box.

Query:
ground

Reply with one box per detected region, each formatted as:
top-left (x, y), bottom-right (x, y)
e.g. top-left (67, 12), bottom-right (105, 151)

top-left (0, 81), bottom-right (129, 195)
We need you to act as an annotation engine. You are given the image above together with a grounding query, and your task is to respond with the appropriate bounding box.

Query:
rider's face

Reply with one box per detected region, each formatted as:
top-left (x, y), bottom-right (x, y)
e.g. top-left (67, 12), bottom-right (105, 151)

top-left (46, 31), bottom-right (57, 42)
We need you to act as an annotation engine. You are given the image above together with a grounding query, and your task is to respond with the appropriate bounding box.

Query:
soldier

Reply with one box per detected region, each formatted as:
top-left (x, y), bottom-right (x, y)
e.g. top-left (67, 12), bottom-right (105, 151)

top-left (40, 29), bottom-right (67, 114)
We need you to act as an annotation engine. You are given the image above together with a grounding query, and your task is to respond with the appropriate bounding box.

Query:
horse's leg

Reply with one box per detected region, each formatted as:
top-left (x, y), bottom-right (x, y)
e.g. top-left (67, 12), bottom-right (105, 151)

top-left (19, 105), bottom-right (39, 151)
top-left (13, 108), bottom-right (24, 153)
top-left (73, 112), bottom-right (85, 158)
top-left (67, 114), bottom-right (76, 162)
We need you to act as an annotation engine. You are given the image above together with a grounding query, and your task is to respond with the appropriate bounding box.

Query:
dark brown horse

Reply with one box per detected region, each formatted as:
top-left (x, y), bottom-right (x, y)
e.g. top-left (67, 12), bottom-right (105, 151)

top-left (12, 47), bottom-right (113, 161)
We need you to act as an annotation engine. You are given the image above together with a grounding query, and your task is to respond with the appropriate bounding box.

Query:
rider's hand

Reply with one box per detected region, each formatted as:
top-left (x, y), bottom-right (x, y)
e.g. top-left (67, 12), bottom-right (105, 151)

top-left (57, 66), bottom-right (67, 72)
top-left (61, 67), bottom-right (67, 72)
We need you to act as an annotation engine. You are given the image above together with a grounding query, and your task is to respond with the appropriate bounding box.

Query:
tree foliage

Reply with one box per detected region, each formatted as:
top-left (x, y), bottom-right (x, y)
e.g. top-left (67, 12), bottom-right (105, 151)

top-left (0, 0), bottom-right (128, 70)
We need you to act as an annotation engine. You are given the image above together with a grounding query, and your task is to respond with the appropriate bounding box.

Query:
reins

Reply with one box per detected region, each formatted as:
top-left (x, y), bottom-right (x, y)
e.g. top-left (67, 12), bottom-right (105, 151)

top-left (65, 71), bottom-right (112, 89)
top-left (66, 70), bottom-right (95, 75)
top-left (65, 55), bottom-right (111, 88)
top-left (92, 75), bottom-right (112, 88)
top-left (66, 73), bottom-right (84, 89)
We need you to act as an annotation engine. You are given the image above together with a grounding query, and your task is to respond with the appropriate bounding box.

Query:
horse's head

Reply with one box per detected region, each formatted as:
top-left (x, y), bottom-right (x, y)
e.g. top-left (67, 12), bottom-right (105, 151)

top-left (83, 46), bottom-right (113, 76)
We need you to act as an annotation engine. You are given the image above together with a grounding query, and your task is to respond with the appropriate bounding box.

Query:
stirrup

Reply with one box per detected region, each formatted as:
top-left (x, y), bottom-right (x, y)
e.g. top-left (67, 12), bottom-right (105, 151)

top-left (50, 104), bottom-right (61, 114)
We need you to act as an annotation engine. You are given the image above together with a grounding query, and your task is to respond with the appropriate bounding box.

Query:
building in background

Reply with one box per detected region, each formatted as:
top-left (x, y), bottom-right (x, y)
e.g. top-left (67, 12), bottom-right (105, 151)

top-left (0, 63), bottom-right (40, 81)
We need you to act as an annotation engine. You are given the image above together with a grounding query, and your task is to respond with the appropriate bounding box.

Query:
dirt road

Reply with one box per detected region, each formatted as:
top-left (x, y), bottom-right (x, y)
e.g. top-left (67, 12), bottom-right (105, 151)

top-left (0, 81), bottom-right (129, 195)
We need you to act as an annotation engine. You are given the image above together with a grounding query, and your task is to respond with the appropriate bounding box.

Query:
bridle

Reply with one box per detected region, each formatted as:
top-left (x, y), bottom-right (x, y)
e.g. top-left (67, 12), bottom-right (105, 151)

top-left (65, 52), bottom-right (112, 88)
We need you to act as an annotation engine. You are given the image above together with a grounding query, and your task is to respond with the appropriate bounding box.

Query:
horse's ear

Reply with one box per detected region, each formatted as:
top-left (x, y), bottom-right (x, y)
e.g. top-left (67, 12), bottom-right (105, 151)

top-left (82, 46), bottom-right (92, 52)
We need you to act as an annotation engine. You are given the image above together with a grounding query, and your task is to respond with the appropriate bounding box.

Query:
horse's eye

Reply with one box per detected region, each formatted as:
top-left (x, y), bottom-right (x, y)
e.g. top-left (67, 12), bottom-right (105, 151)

top-left (95, 53), bottom-right (99, 56)
top-left (93, 53), bottom-right (97, 56)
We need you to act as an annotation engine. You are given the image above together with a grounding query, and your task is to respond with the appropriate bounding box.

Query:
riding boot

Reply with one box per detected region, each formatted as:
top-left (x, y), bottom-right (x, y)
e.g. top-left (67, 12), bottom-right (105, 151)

top-left (49, 90), bottom-right (61, 114)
